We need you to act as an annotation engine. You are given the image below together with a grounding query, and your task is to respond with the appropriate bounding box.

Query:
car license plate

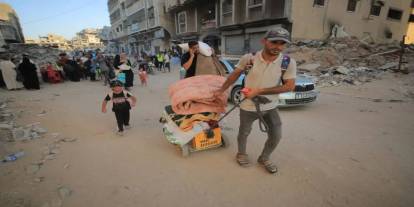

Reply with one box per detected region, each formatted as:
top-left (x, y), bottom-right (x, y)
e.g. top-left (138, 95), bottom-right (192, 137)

top-left (295, 92), bottom-right (314, 99)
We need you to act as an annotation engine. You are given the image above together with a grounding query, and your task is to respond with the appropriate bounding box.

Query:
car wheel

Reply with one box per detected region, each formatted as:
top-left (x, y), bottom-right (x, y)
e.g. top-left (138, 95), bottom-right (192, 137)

top-left (231, 86), bottom-right (243, 104)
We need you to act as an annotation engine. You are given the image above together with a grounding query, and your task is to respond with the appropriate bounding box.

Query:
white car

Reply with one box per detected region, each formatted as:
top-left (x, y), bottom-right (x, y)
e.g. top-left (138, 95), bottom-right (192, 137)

top-left (179, 58), bottom-right (318, 106)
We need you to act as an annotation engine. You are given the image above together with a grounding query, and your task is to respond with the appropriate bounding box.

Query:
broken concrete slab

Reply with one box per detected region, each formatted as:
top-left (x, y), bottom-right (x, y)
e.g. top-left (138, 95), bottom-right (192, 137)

top-left (12, 128), bottom-right (25, 140)
top-left (33, 126), bottom-right (47, 134)
top-left (379, 62), bottom-right (398, 70)
top-left (44, 154), bottom-right (57, 160)
top-left (25, 164), bottom-right (41, 174)
top-left (58, 186), bottom-right (72, 200)
top-left (34, 177), bottom-right (45, 183)
top-left (298, 63), bottom-right (321, 71)
top-left (334, 66), bottom-right (350, 75)
top-left (30, 132), bottom-right (41, 139)
top-left (62, 137), bottom-right (77, 143)
top-left (0, 123), bottom-right (13, 129)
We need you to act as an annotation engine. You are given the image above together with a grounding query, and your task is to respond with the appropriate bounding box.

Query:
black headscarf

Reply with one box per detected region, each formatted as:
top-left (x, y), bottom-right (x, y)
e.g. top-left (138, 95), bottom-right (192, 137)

top-left (21, 56), bottom-right (32, 66)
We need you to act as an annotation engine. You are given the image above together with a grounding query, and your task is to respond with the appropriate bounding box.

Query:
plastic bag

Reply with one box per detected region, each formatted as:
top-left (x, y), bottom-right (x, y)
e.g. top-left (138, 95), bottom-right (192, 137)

top-left (178, 41), bottom-right (212, 57)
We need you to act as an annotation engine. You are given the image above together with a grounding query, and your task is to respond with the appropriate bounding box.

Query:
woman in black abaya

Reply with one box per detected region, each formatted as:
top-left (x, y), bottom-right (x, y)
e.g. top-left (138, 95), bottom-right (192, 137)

top-left (18, 56), bottom-right (40, 90)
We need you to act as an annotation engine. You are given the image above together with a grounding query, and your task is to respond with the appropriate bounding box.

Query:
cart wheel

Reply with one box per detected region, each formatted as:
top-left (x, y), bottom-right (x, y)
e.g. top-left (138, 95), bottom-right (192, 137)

top-left (181, 144), bottom-right (190, 157)
top-left (221, 134), bottom-right (230, 148)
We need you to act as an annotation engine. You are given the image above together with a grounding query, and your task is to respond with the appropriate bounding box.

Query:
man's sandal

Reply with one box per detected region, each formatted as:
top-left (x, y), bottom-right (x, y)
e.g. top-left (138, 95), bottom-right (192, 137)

top-left (236, 153), bottom-right (250, 167)
top-left (258, 159), bottom-right (278, 174)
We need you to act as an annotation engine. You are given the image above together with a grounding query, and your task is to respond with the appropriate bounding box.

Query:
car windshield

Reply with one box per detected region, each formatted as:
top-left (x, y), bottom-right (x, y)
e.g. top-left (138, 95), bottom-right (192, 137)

top-left (221, 59), bottom-right (238, 70)
top-left (226, 60), bottom-right (237, 69)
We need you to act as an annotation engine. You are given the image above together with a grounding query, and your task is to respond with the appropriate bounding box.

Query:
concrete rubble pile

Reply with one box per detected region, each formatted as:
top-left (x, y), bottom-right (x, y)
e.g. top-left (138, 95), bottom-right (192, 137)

top-left (0, 101), bottom-right (48, 144)
top-left (285, 36), bottom-right (413, 87)
top-left (6, 43), bottom-right (61, 66)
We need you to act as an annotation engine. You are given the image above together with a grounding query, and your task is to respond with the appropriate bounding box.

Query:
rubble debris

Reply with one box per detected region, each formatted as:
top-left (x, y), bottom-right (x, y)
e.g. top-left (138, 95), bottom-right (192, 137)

top-left (62, 137), bottom-right (77, 143)
top-left (334, 66), bottom-right (350, 75)
top-left (0, 123), bottom-right (13, 129)
top-left (298, 63), bottom-right (321, 71)
top-left (0, 192), bottom-right (31, 207)
top-left (34, 177), bottom-right (45, 183)
top-left (42, 198), bottom-right (62, 207)
top-left (388, 99), bottom-right (404, 103)
top-left (25, 164), bottom-right (41, 174)
top-left (379, 62), bottom-right (398, 70)
top-left (57, 186), bottom-right (72, 200)
top-left (37, 110), bottom-right (47, 117)
top-left (0, 112), bottom-right (48, 141)
top-left (45, 154), bottom-right (57, 160)
top-left (7, 43), bottom-right (61, 68)
top-left (287, 36), bottom-right (413, 87)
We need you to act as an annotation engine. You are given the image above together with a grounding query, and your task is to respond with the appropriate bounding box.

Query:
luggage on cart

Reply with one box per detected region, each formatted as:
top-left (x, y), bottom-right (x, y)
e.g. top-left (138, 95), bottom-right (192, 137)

top-left (160, 105), bottom-right (228, 157)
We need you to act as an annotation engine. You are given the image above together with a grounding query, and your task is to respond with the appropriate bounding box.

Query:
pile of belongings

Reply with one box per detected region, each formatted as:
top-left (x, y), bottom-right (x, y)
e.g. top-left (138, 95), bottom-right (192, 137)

top-left (169, 75), bottom-right (228, 115)
top-left (162, 75), bottom-right (230, 145)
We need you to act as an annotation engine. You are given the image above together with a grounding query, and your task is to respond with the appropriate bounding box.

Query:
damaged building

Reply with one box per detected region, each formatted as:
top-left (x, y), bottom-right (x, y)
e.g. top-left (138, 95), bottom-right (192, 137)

top-left (0, 3), bottom-right (24, 50)
top-left (107, 0), bottom-right (175, 55)
top-left (109, 0), bottom-right (413, 56)
top-left (166, 0), bottom-right (413, 56)
top-left (291, 0), bottom-right (413, 44)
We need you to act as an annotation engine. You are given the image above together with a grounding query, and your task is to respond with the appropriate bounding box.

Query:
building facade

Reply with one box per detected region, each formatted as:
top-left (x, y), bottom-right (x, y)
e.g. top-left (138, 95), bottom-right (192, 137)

top-left (0, 3), bottom-right (24, 48)
top-left (405, 7), bottom-right (414, 44)
top-left (71, 28), bottom-right (104, 50)
top-left (166, 0), bottom-right (413, 56)
top-left (108, 0), bottom-right (175, 56)
top-left (166, 0), bottom-right (291, 55)
top-left (37, 34), bottom-right (71, 50)
top-left (98, 26), bottom-right (113, 52)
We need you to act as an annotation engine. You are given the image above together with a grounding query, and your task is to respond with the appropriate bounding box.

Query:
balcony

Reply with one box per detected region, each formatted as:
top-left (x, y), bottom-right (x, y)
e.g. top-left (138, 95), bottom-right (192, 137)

top-left (165, 0), bottom-right (201, 12)
top-left (112, 30), bottom-right (128, 40)
top-left (108, 0), bottom-right (119, 12)
top-left (127, 23), bottom-right (140, 35)
top-left (126, 0), bottom-right (145, 16)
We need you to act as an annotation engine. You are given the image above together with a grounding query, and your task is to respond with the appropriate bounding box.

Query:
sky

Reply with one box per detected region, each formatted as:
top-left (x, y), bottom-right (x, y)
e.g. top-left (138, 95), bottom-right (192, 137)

top-left (1, 0), bottom-right (110, 39)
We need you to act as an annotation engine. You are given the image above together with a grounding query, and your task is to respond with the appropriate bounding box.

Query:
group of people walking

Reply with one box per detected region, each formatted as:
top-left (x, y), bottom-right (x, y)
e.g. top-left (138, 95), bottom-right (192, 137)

top-left (154, 52), bottom-right (171, 73)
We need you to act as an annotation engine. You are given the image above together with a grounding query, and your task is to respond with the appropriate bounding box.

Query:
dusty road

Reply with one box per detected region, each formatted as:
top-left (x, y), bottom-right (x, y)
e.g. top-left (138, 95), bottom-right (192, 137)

top-left (1, 68), bottom-right (414, 207)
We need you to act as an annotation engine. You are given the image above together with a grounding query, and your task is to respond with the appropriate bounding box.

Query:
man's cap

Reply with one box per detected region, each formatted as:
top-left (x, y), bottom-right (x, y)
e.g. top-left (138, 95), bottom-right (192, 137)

top-left (264, 28), bottom-right (291, 43)
top-left (110, 80), bottom-right (123, 88)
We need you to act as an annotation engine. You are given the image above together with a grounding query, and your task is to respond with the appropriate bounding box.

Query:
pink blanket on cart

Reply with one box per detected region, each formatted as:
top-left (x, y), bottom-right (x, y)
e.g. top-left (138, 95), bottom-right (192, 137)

top-left (169, 75), bottom-right (229, 115)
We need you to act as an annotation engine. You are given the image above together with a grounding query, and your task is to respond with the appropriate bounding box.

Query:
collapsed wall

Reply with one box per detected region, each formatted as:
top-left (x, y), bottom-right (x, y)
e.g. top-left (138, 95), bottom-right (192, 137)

top-left (6, 43), bottom-right (62, 66)
top-left (285, 36), bottom-right (412, 87)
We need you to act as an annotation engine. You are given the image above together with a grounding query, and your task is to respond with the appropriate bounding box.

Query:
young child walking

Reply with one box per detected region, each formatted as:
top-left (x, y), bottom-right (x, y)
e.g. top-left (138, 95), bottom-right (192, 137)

top-left (138, 67), bottom-right (148, 86)
top-left (102, 80), bottom-right (137, 136)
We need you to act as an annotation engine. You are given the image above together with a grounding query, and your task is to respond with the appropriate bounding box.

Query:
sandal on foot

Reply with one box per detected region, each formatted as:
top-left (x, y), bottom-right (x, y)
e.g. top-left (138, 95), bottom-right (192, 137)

top-left (258, 159), bottom-right (278, 174)
top-left (236, 153), bottom-right (250, 167)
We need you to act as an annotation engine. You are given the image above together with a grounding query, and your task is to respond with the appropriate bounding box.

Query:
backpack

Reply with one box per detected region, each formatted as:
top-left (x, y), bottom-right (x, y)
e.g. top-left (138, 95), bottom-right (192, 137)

top-left (241, 53), bottom-right (290, 88)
